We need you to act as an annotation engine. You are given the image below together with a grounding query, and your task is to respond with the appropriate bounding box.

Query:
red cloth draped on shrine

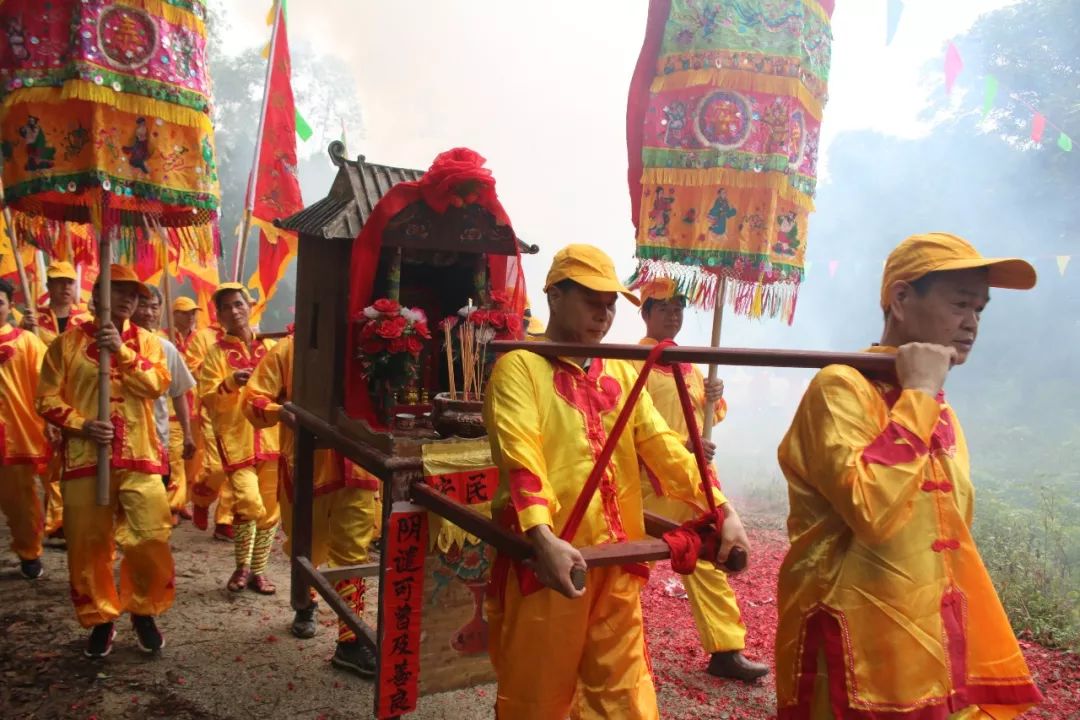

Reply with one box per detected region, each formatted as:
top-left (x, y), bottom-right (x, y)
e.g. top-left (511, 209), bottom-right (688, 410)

top-left (344, 148), bottom-right (527, 426)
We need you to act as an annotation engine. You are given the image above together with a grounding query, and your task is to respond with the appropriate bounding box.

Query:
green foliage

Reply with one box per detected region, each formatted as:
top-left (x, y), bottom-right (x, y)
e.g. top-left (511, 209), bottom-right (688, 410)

top-left (972, 487), bottom-right (1080, 650)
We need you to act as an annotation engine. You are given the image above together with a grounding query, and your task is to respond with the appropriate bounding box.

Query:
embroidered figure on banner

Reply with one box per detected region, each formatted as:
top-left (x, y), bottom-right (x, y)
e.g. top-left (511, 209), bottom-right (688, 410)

top-left (5, 17), bottom-right (28, 61)
top-left (773, 212), bottom-right (800, 257)
top-left (662, 101), bottom-right (688, 147)
top-left (18, 116), bottom-right (56, 171)
top-left (648, 186), bottom-right (676, 239)
top-left (122, 117), bottom-right (151, 174)
top-left (708, 188), bottom-right (737, 236)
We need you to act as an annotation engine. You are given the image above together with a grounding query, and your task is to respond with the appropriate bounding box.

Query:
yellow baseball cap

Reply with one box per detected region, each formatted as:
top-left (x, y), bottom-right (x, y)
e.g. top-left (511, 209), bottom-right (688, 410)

top-left (95, 264), bottom-right (152, 298)
top-left (543, 244), bottom-right (639, 306)
top-left (211, 281), bottom-right (251, 304)
top-left (173, 297), bottom-right (201, 312)
top-left (46, 261), bottom-right (77, 281)
top-left (637, 276), bottom-right (680, 304)
top-left (880, 232), bottom-right (1036, 309)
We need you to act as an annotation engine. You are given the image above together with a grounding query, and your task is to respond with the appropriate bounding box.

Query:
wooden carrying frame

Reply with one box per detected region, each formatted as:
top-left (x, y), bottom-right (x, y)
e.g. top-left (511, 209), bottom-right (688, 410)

top-left (286, 340), bottom-right (895, 718)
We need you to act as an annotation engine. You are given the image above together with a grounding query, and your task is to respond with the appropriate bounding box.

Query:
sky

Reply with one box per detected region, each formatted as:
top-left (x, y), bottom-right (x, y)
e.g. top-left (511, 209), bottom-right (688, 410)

top-left (214, 0), bottom-right (1021, 481)
top-left (219, 0), bottom-right (1015, 339)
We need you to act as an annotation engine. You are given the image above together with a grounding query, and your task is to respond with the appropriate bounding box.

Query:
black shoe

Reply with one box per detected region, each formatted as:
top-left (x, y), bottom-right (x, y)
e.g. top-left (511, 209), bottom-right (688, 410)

top-left (131, 615), bottom-right (165, 653)
top-left (85, 623), bottom-right (116, 658)
top-left (19, 558), bottom-right (44, 579)
top-left (706, 650), bottom-right (770, 682)
top-left (291, 603), bottom-right (318, 639)
top-left (331, 640), bottom-right (376, 679)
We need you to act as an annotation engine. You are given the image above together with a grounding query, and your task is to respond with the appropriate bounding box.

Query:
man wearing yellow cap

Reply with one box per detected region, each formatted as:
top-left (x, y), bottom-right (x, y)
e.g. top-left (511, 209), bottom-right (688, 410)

top-left (483, 243), bottom-right (752, 719)
top-left (198, 282), bottom-right (279, 594)
top-left (0, 278), bottom-right (49, 580)
top-left (241, 332), bottom-right (380, 676)
top-left (132, 286), bottom-right (197, 526)
top-left (21, 260), bottom-right (93, 543)
top-left (186, 310), bottom-right (236, 541)
top-left (36, 265), bottom-right (173, 658)
top-left (167, 296), bottom-right (202, 520)
top-left (633, 277), bottom-right (768, 683)
top-left (776, 233), bottom-right (1043, 719)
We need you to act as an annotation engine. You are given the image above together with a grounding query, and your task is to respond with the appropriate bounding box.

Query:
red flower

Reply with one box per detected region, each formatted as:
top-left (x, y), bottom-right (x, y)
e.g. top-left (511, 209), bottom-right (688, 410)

top-left (359, 321), bottom-right (376, 339)
top-left (469, 309), bottom-right (490, 326)
top-left (487, 310), bottom-right (506, 330)
top-left (413, 321), bottom-right (431, 339)
top-left (406, 335), bottom-right (424, 354)
top-left (437, 316), bottom-right (458, 332)
top-left (489, 290), bottom-right (510, 307)
top-left (388, 337), bottom-right (408, 354)
top-left (376, 316), bottom-right (407, 339)
top-left (372, 298), bottom-right (401, 314)
top-left (361, 338), bottom-right (385, 354)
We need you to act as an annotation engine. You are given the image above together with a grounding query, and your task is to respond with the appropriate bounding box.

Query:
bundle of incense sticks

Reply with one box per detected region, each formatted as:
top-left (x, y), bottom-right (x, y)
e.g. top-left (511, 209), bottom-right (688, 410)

top-left (443, 320), bottom-right (457, 397)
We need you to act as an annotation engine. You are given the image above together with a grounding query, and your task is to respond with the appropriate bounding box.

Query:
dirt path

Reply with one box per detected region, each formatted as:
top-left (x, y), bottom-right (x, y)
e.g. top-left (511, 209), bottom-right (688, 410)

top-left (1, 512), bottom-right (1076, 719)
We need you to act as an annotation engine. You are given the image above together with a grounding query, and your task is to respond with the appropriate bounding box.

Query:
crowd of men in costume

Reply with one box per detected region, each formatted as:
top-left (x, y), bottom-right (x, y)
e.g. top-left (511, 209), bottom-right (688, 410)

top-left (0, 265), bottom-right (378, 675)
top-left (0, 231), bottom-right (1045, 719)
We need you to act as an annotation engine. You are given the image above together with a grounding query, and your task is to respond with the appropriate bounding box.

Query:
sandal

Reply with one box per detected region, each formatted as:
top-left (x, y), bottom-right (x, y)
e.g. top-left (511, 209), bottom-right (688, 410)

top-left (248, 574), bottom-right (276, 595)
top-left (227, 566), bottom-right (251, 592)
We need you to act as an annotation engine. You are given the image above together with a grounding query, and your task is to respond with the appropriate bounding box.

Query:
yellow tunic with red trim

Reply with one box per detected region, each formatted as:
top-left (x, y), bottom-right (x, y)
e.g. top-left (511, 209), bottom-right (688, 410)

top-left (775, 347), bottom-right (1041, 719)
top-left (36, 321), bottom-right (170, 479)
top-left (241, 336), bottom-right (377, 498)
top-left (31, 305), bottom-right (92, 347)
top-left (483, 350), bottom-right (725, 550)
top-left (0, 324), bottom-right (49, 466)
top-left (184, 324), bottom-right (223, 378)
top-left (198, 333), bottom-right (279, 472)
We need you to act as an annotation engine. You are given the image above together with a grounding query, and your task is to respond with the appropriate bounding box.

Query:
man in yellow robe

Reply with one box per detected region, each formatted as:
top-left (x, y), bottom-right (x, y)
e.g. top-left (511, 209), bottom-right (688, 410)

top-left (21, 261), bottom-right (92, 543)
top-left (0, 278), bottom-right (49, 579)
top-left (776, 233), bottom-right (1043, 719)
top-left (198, 283), bottom-right (279, 594)
top-left (633, 278), bottom-right (768, 682)
top-left (170, 296), bottom-right (202, 520)
top-left (242, 333), bottom-right (380, 677)
top-left (483, 244), bottom-right (752, 719)
top-left (187, 317), bottom-right (236, 540)
top-left (36, 265), bottom-right (173, 658)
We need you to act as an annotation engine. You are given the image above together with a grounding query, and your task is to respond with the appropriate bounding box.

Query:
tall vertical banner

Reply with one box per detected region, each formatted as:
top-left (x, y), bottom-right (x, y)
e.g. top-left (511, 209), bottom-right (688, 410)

top-left (377, 505), bottom-right (428, 718)
top-left (245, 0), bottom-right (304, 322)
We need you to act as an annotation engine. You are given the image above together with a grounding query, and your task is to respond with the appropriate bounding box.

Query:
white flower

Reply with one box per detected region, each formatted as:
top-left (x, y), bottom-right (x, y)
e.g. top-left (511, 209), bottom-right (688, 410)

top-left (401, 307), bottom-right (426, 324)
top-left (475, 327), bottom-right (496, 344)
top-left (362, 306), bottom-right (380, 319)
top-left (458, 304), bottom-right (477, 317)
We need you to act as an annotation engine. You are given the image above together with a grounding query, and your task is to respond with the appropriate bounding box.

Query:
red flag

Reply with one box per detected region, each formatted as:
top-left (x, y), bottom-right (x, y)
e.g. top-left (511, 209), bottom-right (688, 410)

top-left (1031, 113), bottom-right (1046, 143)
top-left (247, 1), bottom-right (303, 322)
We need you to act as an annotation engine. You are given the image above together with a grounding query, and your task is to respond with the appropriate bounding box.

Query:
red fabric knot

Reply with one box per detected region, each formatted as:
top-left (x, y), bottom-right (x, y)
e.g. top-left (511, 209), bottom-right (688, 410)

top-left (921, 480), bottom-right (955, 493)
top-left (662, 513), bottom-right (719, 575)
top-left (931, 538), bottom-right (961, 552)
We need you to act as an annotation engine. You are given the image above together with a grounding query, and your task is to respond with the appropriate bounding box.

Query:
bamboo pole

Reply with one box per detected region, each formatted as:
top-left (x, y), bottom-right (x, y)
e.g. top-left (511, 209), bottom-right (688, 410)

top-left (95, 228), bottom-right (113, 506)
top-left (233, 0), bottom-right (282, 282)
top-left (701, 277), bottom-right (727, 438)
top-left (0, 170), bottom-right (33, 311)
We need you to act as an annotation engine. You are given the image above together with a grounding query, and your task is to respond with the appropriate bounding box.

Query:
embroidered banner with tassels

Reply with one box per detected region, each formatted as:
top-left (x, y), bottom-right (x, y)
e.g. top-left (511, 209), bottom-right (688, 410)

top-left (0, 0), bottom-right (220, 245)
top-left (626, 0), bottom-right (834, 324)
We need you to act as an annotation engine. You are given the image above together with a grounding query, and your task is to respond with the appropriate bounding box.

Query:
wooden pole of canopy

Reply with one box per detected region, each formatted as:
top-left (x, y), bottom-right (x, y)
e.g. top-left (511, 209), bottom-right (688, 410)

top-left (489, 340), bottom-right (896, 376)
top-left (701, 277), bottom-right (726, 438)
top-left (95, 227), bottom-right (113, 506)
top-left (0, 170), bottom-right (34, 312)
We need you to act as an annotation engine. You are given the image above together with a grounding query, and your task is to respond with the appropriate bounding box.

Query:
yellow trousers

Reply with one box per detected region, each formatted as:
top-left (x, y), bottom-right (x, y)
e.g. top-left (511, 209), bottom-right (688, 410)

top-left (166, 421), bottom-right (187, 512)
top-left (0, 465), bottom-right (44, 560)
top-left (190, 410), bottom-right (235, 525)
top-left (228, 461), bottom-right (279, 530)
top-left (642, 481), bottom-right (746, 653)
top-left (61, 472), bottom-right (174, 628)
top-left (487, 565), bottom-right (658, 720)
top-left (42, 454), bottom-right (64, 535)
top-left (280, 486), bottom-right (379, 567)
